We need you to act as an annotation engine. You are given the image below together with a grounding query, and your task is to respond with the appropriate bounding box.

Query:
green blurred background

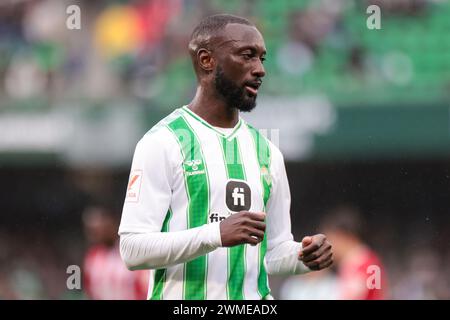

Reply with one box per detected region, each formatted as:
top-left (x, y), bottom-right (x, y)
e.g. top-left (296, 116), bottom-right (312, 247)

top-left (0, 0), bottom-right (449, 299)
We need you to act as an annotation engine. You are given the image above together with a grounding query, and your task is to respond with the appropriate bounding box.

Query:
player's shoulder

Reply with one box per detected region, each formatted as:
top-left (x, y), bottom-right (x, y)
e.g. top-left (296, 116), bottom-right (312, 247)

top-left (138, 107), bottom-right (184, 149)
top-left (243, 121), bottom-right (284, 163)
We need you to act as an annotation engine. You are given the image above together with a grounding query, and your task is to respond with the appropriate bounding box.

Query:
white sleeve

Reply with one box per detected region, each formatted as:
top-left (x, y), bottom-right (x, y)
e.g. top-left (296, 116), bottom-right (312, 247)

top-left (120, 224), bottom-right (222, 270)
top-left (118, 130), bottom-right (222, 270)
top-left (118, 130), bottom-right (173, 234)
top-left (264, 145), bottom-right (311, 275)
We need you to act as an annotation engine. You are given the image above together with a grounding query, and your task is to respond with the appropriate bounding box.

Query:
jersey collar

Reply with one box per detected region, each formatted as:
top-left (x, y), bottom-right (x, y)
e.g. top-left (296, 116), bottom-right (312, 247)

top-left (181, 105), bottom-right (243, 140)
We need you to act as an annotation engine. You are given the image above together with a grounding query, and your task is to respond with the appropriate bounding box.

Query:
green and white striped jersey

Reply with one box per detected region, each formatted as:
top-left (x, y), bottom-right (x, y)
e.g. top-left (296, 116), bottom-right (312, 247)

top-left (119, 106), bottom-right (297, 300)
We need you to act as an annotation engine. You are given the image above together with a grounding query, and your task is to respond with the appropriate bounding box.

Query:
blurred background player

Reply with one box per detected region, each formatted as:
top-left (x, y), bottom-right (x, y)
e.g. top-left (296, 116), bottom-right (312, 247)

top-left (280, 204), bottom-right (388, 300)
top-left (83, 203), bottom-right (148, 300)
top-left (320, 205), bottom-right (388, 300)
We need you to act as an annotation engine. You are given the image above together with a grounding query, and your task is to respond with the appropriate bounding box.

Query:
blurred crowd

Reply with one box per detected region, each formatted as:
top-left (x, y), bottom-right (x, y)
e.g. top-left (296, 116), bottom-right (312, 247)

top-left (0, 0), bottom-right (187, 104)
top-left (0, 0), bottom-right (448, 109)
top-left (0, 227), bottom-right (83, 299)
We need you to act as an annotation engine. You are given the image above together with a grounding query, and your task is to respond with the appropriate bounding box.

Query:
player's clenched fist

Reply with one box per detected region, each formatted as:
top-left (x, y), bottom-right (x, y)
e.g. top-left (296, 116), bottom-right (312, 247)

top-left (219, 211), bottom-right (266, 247)
top-left (299, 234), bottom-right (333, 271)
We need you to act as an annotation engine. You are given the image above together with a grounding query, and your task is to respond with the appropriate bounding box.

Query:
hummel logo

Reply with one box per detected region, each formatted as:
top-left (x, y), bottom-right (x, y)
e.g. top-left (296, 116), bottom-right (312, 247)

top-left (184, 159), bottom-right (202, 171)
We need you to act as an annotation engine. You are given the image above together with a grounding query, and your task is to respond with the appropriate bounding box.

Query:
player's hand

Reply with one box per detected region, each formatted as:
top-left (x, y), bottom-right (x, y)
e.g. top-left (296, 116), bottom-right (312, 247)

top-left (298, 234), bottom-right (333, 271)
top-left (219, 211), bottom-right (266, 247)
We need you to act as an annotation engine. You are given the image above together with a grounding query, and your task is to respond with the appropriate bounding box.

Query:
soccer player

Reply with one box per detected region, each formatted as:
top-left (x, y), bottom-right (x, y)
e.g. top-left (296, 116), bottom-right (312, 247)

top-left (83, 204), bottom-right (148, 299)
top-left (119, 14), bottom-right (333, 300)
top-left (320, 205), bottom-right (388, 299)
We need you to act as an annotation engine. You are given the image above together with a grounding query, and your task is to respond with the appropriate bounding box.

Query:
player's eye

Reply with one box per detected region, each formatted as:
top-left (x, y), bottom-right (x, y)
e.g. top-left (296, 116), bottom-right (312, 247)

top-left (260, 57), bottom-right (266, 63)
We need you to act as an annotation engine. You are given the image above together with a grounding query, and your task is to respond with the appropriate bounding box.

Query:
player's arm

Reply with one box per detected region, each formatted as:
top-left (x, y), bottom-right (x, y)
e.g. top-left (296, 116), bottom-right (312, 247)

top-left (264, 146), bottom-right (333, 275)
top-left (121, 210), bottom-right (267, 271)
top-left (119, 130), bottom-right (222, 270)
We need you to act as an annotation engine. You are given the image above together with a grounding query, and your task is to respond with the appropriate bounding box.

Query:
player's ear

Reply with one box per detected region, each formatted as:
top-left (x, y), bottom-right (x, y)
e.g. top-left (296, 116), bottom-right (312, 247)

top-left (197, 48), bottom-right (215, 72)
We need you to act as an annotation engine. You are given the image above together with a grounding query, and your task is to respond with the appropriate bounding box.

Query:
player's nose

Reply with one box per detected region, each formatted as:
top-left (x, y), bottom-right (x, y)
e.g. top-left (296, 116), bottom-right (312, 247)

top-left (251, 60), bottom-right (266, 78)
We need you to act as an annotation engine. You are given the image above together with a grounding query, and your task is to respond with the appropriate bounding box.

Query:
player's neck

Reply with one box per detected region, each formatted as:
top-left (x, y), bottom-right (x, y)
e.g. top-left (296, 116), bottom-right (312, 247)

top-left (188, 86), bottom-right (239, 128)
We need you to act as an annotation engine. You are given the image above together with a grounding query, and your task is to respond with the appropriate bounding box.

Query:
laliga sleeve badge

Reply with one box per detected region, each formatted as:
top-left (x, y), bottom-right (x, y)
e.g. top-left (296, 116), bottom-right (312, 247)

top-left (126, 169), bottom-right (142, 202)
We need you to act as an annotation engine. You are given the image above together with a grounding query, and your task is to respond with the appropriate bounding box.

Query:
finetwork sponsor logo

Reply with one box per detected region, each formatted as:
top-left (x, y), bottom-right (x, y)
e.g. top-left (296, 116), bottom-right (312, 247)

top-left (226, 180), bottom-right (251, 212)
top-left (209, 212), bottom-right (228, 223)
top-left (232, 187), bottom-right (246, 206)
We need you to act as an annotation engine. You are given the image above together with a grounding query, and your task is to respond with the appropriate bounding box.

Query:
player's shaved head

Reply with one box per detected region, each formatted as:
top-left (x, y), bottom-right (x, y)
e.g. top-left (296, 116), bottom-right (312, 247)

top-left (189, 14), bottom-right (255, 77)
top-left (189, 14), bottom-right (254, 53)
top-left (188, 14), bottom-right (266, 113)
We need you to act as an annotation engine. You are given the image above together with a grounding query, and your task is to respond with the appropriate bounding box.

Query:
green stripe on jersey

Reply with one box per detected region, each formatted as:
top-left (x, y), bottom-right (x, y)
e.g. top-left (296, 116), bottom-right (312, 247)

top-left (167, 115), bottom-right (210, 300)
top-left (247, 124), bottom-right (272, 299)
top-left (150, 208), bottom-right (173, 300)
top-left (219, 136), bottom-right (246, 300)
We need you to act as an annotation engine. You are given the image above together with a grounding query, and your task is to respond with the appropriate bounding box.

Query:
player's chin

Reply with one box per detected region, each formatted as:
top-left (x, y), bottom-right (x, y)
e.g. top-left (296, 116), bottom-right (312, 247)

top-left (237, 96), bottom-right (257, 112)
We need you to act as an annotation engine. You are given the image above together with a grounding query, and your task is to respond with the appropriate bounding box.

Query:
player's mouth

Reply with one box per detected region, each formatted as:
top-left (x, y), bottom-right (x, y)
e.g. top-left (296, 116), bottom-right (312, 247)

top-left (244, 81), bottom-right (262, 96)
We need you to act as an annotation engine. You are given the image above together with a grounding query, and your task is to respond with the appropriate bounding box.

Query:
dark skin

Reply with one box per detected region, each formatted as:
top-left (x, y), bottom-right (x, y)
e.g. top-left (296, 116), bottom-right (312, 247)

top-left (188, 23), bottom-right (266, 127)
top-left (188, 23), bottom-right (333, 271)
